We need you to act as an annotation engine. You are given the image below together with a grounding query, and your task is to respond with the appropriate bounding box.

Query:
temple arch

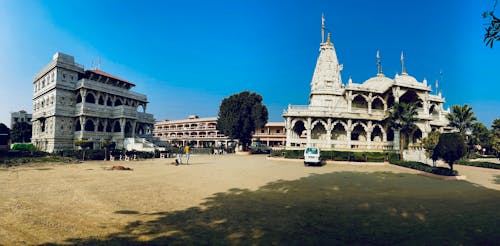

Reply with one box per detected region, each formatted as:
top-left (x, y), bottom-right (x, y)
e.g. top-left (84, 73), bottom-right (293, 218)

top-left (85, 92), bottom-right (96, 104)
top-left (352, 94), bottom-right (368, 110)
top-left (311, 121), bottom-right (327, 140)
top-left (372, 97), bottom-right (385, 110)
top-left (84, 119), bottom-right (95, 131)
top-left (351, 124), bottom-right (367, 141)
top-left (75, 120), bottom-right (82, 131)
top-left (113, 121), bottom-right (121, 132)
top-left (291, 120), bottom-right (306, 139)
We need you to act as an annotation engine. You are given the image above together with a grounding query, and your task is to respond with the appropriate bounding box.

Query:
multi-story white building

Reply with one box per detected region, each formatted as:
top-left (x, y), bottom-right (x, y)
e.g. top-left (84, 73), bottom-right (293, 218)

top-left (252, 122), bottom-right (286, 147)
top-left (154, 115), bottom-right (233, 147)
top-left (283, 18), bottom-right (450, 151)
top-left (10, 110), bottom-right (32, 128)
top-left (32, 52), bottom-right (155, 152)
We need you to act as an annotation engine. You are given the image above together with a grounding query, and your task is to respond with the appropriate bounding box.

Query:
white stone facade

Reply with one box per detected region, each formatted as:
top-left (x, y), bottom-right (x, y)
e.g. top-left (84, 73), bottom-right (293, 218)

top-left (283, 20), bottom-right (450, 151)
top-left (32, 52), bottom-right (155, 152)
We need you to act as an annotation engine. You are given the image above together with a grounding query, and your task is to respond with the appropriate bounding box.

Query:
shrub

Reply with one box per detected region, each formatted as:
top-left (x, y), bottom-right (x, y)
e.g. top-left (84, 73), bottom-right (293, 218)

top-left (11, 143), bottom-right (36, 151)
top-left (457, 160), bottom-right (500, 170)
top-left (272, 149), bottom-right (398, 163)
top-left (389, 159), bottom-right (458, 176)
top-left (433, 133), bottom-right (466, 170)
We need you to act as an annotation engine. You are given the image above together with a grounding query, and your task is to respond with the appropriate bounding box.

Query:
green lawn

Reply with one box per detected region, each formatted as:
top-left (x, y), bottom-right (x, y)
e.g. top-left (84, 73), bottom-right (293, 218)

top-left (45, 171), bottom-right (500, 245)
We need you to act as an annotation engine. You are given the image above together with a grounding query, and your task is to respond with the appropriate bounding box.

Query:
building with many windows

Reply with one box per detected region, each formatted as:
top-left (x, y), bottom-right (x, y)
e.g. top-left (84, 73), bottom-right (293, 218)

top-left (154, 116), bottom-right (286, 148)
top-left (31, 52), bottom-right (156, 152)
top-left (252, 122), bottom-right (286, 147)
top-left (10, 110), bottom-right (32, 128)
top-left (154, 115), bottom-right (232, 147)
top-left (283, 17), bottom-right (450, 151)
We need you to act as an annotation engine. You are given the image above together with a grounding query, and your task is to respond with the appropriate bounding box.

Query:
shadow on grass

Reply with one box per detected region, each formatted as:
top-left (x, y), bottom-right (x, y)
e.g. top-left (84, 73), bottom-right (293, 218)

top-left (43, 172), bottom-right (500, 245)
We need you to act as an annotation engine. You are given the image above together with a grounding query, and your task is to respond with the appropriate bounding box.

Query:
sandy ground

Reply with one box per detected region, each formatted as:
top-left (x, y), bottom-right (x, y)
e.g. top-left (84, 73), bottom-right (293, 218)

top-left (1, 154), bottom-right (499, 245)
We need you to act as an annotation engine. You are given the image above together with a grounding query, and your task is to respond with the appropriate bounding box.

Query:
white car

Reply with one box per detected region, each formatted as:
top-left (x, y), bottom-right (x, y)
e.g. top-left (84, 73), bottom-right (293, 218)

top-left (304, 147), bottom-right (321, 166)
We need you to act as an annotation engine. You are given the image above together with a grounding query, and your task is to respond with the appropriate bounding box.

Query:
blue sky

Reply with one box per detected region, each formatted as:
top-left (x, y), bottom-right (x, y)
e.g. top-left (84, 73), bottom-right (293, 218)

top-left (0, 0), bottom-right (499, 127)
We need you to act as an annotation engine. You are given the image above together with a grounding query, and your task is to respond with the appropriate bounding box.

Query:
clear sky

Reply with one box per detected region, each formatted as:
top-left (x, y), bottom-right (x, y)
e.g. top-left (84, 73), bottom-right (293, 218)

top-left (0, 0), bottom-right (499, 127)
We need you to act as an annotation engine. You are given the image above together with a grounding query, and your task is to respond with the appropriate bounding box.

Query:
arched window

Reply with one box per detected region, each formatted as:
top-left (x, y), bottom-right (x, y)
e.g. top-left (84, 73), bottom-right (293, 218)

top-left (106, 122), bottom-right (112, 132)
top-left (372, 97), bottom-right (384, 110)
top-left (84, 119), bottom-right (95, 131)
top-left (352, 95), bottom-right (368, 109)
top-left (113, 121), bottom-right (121, 132)
top-left (97, 121), bottom-right (104, 132)
top-left (106, 97), bottom-right (112, 106)
top-left (115, 98), bottom-right (122, 106)
top-left (75, 120), bottom-right (82, 131)
top-left (98, 96), bottom-right (105, 105)
top-left (76, 93), bottom-right (82, 103)
top-left (85, 93), bottom-right (95, 103)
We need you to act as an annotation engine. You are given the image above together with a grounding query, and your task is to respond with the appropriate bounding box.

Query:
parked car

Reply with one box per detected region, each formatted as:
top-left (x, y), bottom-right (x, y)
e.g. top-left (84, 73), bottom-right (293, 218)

top-left (304, 147), bottom-right (321, 166)
top-left (250, 142), bottom-right (272, 154)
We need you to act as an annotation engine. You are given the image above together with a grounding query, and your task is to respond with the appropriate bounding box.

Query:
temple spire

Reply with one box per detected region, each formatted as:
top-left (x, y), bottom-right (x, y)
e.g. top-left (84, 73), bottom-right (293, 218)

top-left (376, 50), bottom-right (383, 75)
top-left (321, 13), bottom-right (325, 43)
top-left (400, 51), bottom-right (407, 75)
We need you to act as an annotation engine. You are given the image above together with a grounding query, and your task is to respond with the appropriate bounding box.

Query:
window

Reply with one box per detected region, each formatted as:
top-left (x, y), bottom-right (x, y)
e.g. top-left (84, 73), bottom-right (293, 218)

top-left (276, 129), bottom-right (281, 133)
top-left (261, 129), bottom-right (265, 133)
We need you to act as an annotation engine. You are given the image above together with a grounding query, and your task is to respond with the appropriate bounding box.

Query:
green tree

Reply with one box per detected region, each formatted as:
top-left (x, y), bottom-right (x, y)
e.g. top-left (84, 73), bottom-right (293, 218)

top-left (421, 130), bottom-right (440, 166)
top-left (483, 0), bottom-right (499, 47)
top-left (387, 102), bottom-right (418, 160)
top-left (492, 119), bottom-right (500, 158)
top-left (432, 133), bottom-right (467, 171)
top-left (10, 122), bottom-right (32, 143)
top-left (217, 91), bottom-right (268, 151)
top-left (470, 122), bottom-right (493, 153)
top-left (0, 123), bottom-right (10, 147)
top-left (75, 140), bottom-right (93, 161)
top-left (446, 104), bottom-right (477, 136)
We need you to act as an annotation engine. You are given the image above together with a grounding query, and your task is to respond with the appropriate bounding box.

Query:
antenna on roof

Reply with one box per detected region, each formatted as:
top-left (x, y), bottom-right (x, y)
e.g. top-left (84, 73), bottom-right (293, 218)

top-left (376, 50), bottom-right (383, 75)
top-left (90, 59), bottom-right (94, 70)
top-left (437, 68), bottom-right (443, 95)
top-left (321, 13), bottom-right (325, 43)
top-left (401, 51), bottom-right (407, 75)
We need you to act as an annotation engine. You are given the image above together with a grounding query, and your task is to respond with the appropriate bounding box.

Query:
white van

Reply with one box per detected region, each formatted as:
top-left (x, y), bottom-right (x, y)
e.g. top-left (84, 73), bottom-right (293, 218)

top-left (304, 147), bottom-right (321, 166)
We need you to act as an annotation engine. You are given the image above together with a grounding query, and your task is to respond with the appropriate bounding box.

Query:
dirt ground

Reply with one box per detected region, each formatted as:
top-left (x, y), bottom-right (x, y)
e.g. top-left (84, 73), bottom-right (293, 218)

top-left (1, 155), bottom-right (499, 245)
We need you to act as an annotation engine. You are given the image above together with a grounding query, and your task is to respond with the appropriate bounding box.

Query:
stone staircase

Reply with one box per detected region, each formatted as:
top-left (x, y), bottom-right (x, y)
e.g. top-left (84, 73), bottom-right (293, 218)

top-left (124, 137), bottom-right (165, 152)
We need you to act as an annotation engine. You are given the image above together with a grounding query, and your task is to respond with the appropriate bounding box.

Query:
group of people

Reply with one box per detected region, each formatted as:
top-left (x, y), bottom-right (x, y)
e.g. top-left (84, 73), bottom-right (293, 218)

top-left (175, 145), bottom-right (190, 165)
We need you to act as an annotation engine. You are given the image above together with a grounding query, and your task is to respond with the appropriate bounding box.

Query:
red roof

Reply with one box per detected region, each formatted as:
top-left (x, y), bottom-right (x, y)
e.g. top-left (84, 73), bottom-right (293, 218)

top-left (87, 69), bottom-right (135, 86)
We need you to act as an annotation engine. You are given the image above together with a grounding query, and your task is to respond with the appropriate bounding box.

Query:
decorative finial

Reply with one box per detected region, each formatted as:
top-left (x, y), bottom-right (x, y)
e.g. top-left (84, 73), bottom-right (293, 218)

top-left (376, 50), bottom-right (383, 75)
top-left (348, 76), bottom-right (352, 84)
top-left (97, 56), bottom-right (101, 70)
top-left (321, 13), bottom-right (325, 43)
top-left (400, 51), bottom-right (407, 75)
top-left (327, 33), bottom-right (331, 44)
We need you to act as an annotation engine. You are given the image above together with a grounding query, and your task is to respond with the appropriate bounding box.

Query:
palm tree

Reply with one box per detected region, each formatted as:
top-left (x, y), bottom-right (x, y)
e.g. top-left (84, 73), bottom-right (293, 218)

top-left (387, 102), bottom-right (419, 160)
top-left (446, 104), bottom-right (477, 135)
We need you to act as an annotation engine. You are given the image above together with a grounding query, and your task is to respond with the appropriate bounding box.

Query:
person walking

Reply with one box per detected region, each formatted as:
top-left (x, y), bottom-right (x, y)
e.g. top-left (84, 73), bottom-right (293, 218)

top-left (184, 145), bottom-right (190, 165)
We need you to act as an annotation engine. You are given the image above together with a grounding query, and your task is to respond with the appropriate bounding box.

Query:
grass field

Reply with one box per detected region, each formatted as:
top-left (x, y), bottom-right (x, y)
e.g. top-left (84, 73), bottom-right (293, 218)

top-left (1, 155), bottom-right (499, 245)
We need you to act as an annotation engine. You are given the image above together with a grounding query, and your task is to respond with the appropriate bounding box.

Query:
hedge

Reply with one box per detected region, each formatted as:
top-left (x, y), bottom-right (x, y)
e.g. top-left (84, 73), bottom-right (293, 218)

top-left (456, 160), bottom-right (500, 170)
top-left (389, 159), bottom-right (458, 176)
top-left (10, 143), bottom-right (37, 151)
top-left (270, 149), bottom-right (399, 163)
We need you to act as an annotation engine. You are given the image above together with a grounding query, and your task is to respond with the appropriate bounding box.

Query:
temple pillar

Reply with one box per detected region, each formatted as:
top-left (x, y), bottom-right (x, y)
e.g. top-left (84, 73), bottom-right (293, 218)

top-left (285, 118), bottom-right (292, 147)
top-left (346, 120), bottom-right (352, 149)
top-left (306, 117), bottom-right (312, 146)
